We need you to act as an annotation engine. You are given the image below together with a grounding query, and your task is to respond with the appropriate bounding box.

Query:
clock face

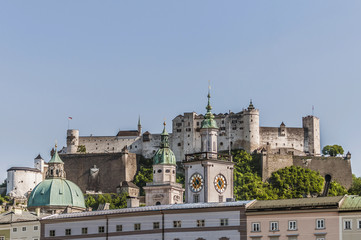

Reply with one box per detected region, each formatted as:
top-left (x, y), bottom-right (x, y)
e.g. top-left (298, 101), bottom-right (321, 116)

top-left (189, 173), bottom-right (204, 193)
top-left (214, 174), bottom-right (227, 193)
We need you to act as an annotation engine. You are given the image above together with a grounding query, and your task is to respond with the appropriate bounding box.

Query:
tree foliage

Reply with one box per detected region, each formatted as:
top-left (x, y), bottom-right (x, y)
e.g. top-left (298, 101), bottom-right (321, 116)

top-left (328, 181), bottom-right (348, 196)
top-left (269, 166), bottom-right (324, 198)
top-left (322, 145), bottom-right (344, 156)
top-left (133, 166), bottom-right (153, 196)
top-left (232, 150), bottom-right (347, 200)
top-left (84, 192), bottom-right (128, 210)
top-left (348, 174), bottom-right (361, 195)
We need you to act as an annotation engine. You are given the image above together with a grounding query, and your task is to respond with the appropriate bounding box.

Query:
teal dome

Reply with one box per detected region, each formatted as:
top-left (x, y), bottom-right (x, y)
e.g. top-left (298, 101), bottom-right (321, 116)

top-left (153, 148), bottom-right (177, 165)
top-left (28, 178), bottom-right (85, 209)
top-left (153, 122), bottom-right (177, 165)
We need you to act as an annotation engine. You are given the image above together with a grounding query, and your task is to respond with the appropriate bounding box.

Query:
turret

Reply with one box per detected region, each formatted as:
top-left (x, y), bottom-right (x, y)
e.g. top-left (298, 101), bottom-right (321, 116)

top-left (34, 154), bottom-right (45, 173)
top-left (66, 129), bottom-right (79, 154)
top-left (302, 115), bottom-right (320, 155)
top-left (46, 145), bottom-right (66, 179)
top-left (243, 100), bottom-right (260, 153)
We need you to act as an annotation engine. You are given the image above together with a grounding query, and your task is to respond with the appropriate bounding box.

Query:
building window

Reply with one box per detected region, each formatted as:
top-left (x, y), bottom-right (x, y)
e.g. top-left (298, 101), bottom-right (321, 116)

top-left (197, 219), bottom-right (205, 227)
top-left (194, 194), bottom-right (199, 203)
top-left (13, 228), bottom-right (17, 232)
top-left (344, 219), bottom-right (352, 230)
top-left (220, 218), bottom-right (229, 226)
top-left (34, 226), bottom-right (38, 231)
top-left (165, 169), bottom-right (170, 173)
top-left (316, 219), bottom-right (325, 229)
top-left (358, 219), bottom-right (361, 229)
top-left (270, 221), bottom-right (279, 231)
top-left (0, 237), bottom-right (4, 240)
top-left (252, 222), bottom-right (260, 232)
top-left (153, 222), bottom-right (160, 229)
top-left (173, 221), bottom-right (182, 228)
top-left (115, 225), bottom-right (122, 232)
top-left (158, 169), bottom-right (162, 173)
top-left (22, 227), bottom-right (26, 231)
top-left (177, 143), bottom-right (181, 146)
top-left (98, 226), bottom-right (105, 233)
top-left (82, 227), bottom-right (88, 234)
top-left (177, 129), bottom-right (182, 132)
top-left (65, 229), bottom-right (71, 236)
top-left (288, 220), bottom-right (297, 230)
top-left (49, 230), bottom-right (55, 236)
top-left (134, 223), bottom-right (141, 230)
top-left (219, 195), bottom-right (223, 202)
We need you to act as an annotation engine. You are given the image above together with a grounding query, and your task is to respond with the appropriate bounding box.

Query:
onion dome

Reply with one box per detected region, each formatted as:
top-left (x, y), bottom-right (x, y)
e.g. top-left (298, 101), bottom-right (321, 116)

top-left (153, 122), bottom-right (176, 165)
top-left (201, 91), bottom-right (218, 129)
top-left (28, 145), bottom-right (85, 211)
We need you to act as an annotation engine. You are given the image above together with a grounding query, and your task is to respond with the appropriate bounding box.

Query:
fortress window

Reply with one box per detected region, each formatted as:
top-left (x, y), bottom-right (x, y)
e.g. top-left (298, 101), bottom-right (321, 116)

top-left (222, 120), bottom-right (224, 124)
top-left (240, 127), bottom-right (243, 130)
top-left (178, 142), bottom-right (181, 146)
top-left (176, 123), bottom-right (182, 127)
top-left (158, 169), bottom-right (162, 173)
top-left (177, 129), bottom-right (182, 132)
top-left (188, 122), bottom-right (190, 126)
top-left (240, 121), bottom-right (244, 124)
top-left (197, 122), bottom-right (200, 126)
top-left (232, 127), bottom-right (236, 130)
top-left (135, 146), bottom-right (137, 149)
top-left (188, 135), bottom-right (190, 137)
top-left (220, 142), bottom-right (223, 146)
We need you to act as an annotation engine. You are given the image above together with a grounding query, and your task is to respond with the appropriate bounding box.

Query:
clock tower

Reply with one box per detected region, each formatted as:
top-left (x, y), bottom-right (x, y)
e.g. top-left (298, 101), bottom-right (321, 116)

top-left (184, 90), bottom-right (234, 203)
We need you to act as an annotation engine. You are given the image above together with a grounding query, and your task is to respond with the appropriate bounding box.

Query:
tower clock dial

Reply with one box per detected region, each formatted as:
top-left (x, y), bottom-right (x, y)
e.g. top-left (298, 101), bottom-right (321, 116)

top-left (189, 173), bottom-right (204, 193)
top-left (214, 174), bottom-right (227, 193)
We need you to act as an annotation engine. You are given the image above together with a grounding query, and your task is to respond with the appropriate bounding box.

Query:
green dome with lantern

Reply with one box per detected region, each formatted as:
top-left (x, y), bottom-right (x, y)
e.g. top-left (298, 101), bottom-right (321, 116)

top-left (153, 122), bottom-right (177, 165)
top-left (27, 149), bottom-right (86, 212)
top-left (201, 91), bottom-right (218, 129)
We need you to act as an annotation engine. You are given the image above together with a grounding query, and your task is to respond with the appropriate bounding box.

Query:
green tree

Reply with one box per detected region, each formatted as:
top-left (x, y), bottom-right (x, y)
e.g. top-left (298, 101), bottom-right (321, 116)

top-left (348, 174), bottom-right (361, 195)
top-left (322, 145), bottom-right (344, 156)
top-left (269, 166), bottom-right (324, 198)
top-left (77, 145), bottom-right (86, 153)
top-left (232, 150), bottom-right (276, 200)
top-left (133, 166), bottom-right (153, 196)
top-left (328, 181), bottom-right (348, 196)
top-left (84, 192), bottom-right (128, 210)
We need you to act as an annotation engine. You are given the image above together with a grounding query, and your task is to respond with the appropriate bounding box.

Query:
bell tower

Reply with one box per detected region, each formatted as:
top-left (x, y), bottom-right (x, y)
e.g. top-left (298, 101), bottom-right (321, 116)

top-left (184, 89), bottom-right (234, 203)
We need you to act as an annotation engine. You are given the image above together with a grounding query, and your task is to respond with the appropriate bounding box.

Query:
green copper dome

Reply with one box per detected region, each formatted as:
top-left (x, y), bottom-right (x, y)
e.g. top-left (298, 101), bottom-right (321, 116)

top-left (28, 178), bottom-right (85, 209)
top-left (201, 91), bottom-right (218, 129)
top-left (153, 122), bottom-right (176, 165)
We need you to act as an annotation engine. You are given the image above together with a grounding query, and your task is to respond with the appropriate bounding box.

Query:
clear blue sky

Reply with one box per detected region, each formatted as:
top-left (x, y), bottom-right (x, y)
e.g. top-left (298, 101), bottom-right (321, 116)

top-left (1, 1), bottom-right (360, 181)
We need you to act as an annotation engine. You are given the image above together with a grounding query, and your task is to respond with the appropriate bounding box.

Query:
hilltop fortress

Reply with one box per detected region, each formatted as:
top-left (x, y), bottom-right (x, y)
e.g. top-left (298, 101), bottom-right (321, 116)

top-left (62, 100), bottom-right (352, 191)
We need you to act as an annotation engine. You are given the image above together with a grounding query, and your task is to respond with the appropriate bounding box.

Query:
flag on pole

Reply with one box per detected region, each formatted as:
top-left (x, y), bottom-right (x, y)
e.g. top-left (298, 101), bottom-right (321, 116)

top-left (68, 117), bottom-right (72, 120)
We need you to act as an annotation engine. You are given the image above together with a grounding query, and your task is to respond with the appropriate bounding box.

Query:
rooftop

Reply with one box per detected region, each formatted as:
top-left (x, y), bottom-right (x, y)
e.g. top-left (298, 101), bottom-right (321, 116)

top-left (339, 195), bottom-right (361, 211)
top-left (247, 196), bottom-right (345, 211)
top-left (0, 211), bottom-right (48, 224)
top-left (7, 167), bottom-right (40, 172)
top-left (42, 200), bottom-right (252, 220)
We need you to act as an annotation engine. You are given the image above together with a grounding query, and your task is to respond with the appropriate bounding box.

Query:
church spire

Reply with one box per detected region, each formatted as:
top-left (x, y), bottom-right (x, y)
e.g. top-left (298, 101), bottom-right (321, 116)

top-left (160, 121), bottom-right (169, 148)
top-left (201, 86), bottom-right (218, 129)
top-left (137, 115), bottom-right (142, 136)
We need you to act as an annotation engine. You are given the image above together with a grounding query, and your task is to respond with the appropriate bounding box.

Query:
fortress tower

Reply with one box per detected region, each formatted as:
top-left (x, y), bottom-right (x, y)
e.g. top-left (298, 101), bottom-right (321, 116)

top-left (302, 116), bottom-right (321, 156)
top-left (66, 129), bottom-right (79, 154)
top-left (243, 100), bottom-right (260, 153)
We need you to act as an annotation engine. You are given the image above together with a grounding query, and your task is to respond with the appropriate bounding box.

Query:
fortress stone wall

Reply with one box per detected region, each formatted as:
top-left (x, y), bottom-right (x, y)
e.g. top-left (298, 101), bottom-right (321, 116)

top-left (60, 151), bottom-right (137, 193)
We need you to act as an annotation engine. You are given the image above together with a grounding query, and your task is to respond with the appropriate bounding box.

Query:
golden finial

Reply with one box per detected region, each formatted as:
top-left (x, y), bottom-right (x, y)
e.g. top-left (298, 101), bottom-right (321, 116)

top-left (55, 140), bottom-right (58, 150)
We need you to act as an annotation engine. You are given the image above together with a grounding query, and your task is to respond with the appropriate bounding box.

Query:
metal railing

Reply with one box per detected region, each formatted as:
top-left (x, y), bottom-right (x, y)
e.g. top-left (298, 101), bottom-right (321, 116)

top-left (184, 152), bottom-right (232, 162)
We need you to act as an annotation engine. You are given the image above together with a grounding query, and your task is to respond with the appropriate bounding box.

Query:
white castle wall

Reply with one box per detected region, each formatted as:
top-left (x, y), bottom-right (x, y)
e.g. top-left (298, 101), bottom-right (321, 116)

top-left (7, 169), bottom-right (43, 198)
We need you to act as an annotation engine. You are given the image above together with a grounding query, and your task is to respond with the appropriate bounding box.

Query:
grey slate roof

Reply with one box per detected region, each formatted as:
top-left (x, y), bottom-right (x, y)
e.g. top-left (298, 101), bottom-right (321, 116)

top-left (0, 211), bottom-right (48, 224)
top-left (43, 200), bottom-right (253, 220)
